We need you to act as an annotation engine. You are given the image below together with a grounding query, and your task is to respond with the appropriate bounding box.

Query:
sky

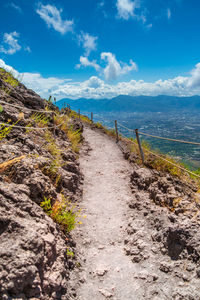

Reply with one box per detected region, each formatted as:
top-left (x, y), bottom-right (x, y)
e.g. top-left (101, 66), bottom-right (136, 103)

top-left (0, 0), bottom-right (200, 99)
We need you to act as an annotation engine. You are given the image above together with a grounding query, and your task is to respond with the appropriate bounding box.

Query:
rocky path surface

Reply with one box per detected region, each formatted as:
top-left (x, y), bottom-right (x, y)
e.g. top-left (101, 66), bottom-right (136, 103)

top-left (70, 126), bottom-right (200, 300)
top-left (71, 127), bottom-right (138, 300)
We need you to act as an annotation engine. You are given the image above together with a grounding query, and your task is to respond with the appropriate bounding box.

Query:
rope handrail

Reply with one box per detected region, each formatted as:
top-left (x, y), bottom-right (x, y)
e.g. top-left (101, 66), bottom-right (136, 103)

top-left (118, 130), bottom-right (200, 179)
top-left (117, 129), bottom-right (137, 146)
top-left (143, 146), bottom-right (200, 179)
top-left (138, 131), bottom-right (200, 146)
top-left (0, 100), bottom-right (54, 114)
top-left (0, 122), bottom-right (63, 131)
top-left (117, 122), bottom-right (135, 132)
top-left (117, 121), bottom-right (200, 146)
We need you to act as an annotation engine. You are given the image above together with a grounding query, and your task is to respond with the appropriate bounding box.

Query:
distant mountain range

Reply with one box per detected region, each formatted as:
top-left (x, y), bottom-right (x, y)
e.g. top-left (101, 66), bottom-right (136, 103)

top-left (56, 95), bottom-right (200, 113)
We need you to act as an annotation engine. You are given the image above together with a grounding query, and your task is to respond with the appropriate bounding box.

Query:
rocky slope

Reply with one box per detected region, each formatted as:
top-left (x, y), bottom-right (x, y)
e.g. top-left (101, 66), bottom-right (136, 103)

top-left (118, 137), bottom-right (200, 299)
top-left (0, 70), bottom-right (83, 299)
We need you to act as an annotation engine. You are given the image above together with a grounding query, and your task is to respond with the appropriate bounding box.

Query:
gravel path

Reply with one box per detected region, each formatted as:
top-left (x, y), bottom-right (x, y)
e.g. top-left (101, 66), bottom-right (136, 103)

top-left (70, 126), bottom-right (200, 300)
top-left (72, 127), bottom-right (139, 300)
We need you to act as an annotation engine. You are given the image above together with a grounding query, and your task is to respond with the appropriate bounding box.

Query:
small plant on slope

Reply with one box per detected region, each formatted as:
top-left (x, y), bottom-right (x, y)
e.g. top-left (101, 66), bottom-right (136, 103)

top-left (40, 194), bottom-right (81, 233)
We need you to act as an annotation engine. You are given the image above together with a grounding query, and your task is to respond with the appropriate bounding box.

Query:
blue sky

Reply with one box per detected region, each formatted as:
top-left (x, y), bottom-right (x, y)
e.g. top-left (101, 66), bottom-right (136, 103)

top-left (0, 0), bottom-right (200, 99)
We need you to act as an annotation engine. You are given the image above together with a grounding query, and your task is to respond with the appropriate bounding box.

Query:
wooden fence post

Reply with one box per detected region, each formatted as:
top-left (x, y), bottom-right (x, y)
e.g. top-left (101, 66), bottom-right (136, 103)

top-left (91, 112), bottom-right (93, 123)
top-left (135, 129), bottom-right (144, 164)
top-left (115, 120), bottom-right (119, 143)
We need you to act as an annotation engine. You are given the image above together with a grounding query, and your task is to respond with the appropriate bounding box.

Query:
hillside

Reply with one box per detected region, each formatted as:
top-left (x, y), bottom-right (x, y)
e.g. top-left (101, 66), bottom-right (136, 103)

top-left (1, 69), bottom-right (200, 299)
top-left (57, 95), bottom-right (200, 112)
top-left (0, 69), bottom-right (83, 299)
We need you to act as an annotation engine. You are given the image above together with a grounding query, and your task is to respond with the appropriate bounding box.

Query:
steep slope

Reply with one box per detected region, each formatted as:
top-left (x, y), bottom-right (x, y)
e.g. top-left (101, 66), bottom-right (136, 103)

top-left (0, 69), bottom-right (83, 299)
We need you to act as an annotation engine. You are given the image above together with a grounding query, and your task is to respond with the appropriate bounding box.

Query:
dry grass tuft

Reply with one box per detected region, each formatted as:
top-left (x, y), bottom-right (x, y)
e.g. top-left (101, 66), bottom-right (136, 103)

top-left (0, 155), bottom-right (25, 174)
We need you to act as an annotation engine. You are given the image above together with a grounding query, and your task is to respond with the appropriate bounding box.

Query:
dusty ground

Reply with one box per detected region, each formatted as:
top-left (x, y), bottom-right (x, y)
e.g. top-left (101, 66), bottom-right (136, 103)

top-left (70, 126), bottom-right (200, 300)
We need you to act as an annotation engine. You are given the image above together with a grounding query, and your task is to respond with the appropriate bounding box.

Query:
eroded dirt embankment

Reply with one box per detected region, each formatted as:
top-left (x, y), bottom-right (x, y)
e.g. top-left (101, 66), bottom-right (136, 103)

top-left (70, 126), bottom-right (200, 300)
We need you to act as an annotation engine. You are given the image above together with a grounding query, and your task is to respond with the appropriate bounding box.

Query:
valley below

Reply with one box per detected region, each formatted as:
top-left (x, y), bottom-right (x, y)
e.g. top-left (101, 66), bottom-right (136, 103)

top-left (71, 110), bottom-right (200, 169)
top-left (57, 95), bottom-right (200, 169)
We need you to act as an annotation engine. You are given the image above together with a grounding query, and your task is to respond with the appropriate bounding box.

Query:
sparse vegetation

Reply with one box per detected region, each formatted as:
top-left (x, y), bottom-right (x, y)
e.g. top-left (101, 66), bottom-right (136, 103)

top-left (0, 120), bottom-right (18, 141)
top-left (40, 194), bottom-right (81, 233)
top-left (41, 130), bottom-right (63, 185)
top-left (94, 121), bottom-right (116, 137)
top-left (0, 68), bottom-right (19, 88)
top-left (56, 113), bottom-right (82, 153)
top-left (66, 249), bottom-right (74, 257)
top-left (119, 134), bottom-right (200, 186)
top-left (0, 68), bottom-right (23, 96)
top-left (40, 196), bottom-right (52, 216)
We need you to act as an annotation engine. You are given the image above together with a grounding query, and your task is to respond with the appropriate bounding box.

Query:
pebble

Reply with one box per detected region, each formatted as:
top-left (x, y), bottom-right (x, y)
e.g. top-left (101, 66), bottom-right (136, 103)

top-left (152, 274), bottom-right (158, 281)
top-left (94, 268), bottom-right (108, 277)
top-left (159, 262), bottom-right (172, 273)
top-left (182, 274), bottom-right (189, 282)
top-left (98, 245), bottom-right (105, 250)
top-left (99, 289), bottom-right (114, 298)
top-left (186, 264), bottom-right (195, 272)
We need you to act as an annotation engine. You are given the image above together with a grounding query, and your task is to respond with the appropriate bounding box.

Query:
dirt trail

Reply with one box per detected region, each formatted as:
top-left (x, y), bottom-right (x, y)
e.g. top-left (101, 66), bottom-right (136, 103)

top-left (70, 127), bottom-right (200, 300)
top-left (71, 127), bottom-right (139, 300)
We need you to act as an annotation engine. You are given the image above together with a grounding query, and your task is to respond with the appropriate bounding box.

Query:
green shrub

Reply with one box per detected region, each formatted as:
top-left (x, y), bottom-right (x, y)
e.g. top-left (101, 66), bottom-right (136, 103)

top-left (40, 195), bottom-right (81, 233)
top-left (40, 197), bottom-right (52, 216)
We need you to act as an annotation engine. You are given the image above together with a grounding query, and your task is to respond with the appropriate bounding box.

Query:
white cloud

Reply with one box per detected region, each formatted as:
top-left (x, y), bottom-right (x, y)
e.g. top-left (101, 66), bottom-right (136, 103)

top-left (188, 63), bottom-right (200, 88)
top-left (9, 3), bottom-right (22, 13)
top-left (116, 0), bottom-right (141, 20)
top-left (0, 32), bottom-right (21, 55)
top-left (167, 8), bottom-right (171, 19)
top-left (76, 56), bottom-right (101, 71)
top-left (36, 4), bottom-right (73, 34)
top-left (78, 32), bottom-right (98, 56)
top-left (86, 76), bottom-right (104, 88)
top-left (0, 31), bottom-right (21, 55)
top-left (76, 52), bottom-right (137, 81)
top-left (0, 32), bottom-right (31, 55)
top-left (101, 52), bottom-right (137, 81)
top-left (1, 59), bottom-right (200, 100)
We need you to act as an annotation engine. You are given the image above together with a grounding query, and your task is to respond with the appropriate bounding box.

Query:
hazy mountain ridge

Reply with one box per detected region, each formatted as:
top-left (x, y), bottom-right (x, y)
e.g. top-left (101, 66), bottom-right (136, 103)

top-left (57, 95), bottom-right (200, 112)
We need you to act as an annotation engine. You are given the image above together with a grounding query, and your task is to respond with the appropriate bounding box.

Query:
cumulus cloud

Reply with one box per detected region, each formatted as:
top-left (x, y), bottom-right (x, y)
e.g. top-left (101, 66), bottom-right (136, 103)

top-left (1, 59), bottom-right (200, 100)
top-left (116, 0), bottom-right (142, 20)
top-left (86, 76), bottom-right (104, 88)
top-left (188, 63), bottom-right (200, 88)
top-left (78, 32), bottom-right (98, 56)
top-left (0, 32), bottom-right (21, 55)
top-left (76, 52), bottom-right (137, 81)
top-left (101, 52), bottom-right (137, 81)
top-left (76, 56), bottom-right (101, 71)
top-left (36, 4), bottom-right (73, 34)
